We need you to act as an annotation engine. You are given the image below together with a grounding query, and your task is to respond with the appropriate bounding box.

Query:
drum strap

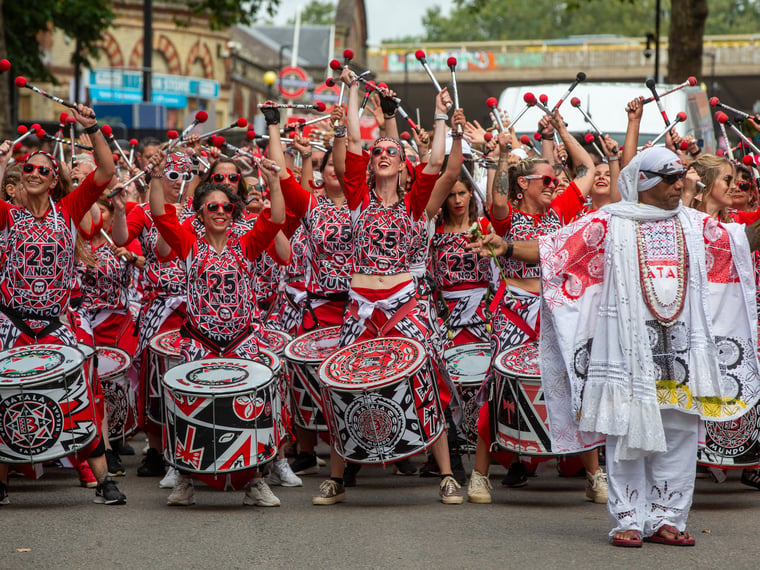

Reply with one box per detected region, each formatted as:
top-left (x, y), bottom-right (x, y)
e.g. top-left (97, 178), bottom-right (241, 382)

top-left (489, 283), bottom-right (539, 342)
top-left (180, 321), bottom-right (253, 356)
top-left (349, 297), bottom-right (417, 337)
top-left (0, 305), bottom-right (63, 341)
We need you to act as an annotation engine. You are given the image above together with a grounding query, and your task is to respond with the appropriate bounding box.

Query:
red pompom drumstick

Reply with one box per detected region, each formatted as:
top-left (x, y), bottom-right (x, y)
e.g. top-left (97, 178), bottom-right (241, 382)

top-left (15, 76), bottom-right (96, 118)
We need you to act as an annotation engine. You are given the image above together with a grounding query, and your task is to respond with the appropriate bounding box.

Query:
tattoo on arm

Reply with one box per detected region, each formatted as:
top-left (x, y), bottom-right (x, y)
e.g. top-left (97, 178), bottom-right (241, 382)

top-left (575, 164), bottom-right (589, 179)
top-left (495, 162), bottom-right (510, 196)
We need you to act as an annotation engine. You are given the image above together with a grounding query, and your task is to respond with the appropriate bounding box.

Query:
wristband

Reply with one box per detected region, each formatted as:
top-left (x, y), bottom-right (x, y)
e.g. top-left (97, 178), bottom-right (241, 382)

top-left (301, 151), bottom-right (313, 159)
top-left (689, 149), bottom-right (701, 158)
top-left (383, 113), bottom-right (396, 119)
top-left (333, 126), bottom-right (347, 138)
top-left (505, 242), bottom-right (514, 259)
top-left (434, 113), bottom-right (448, 122)
top-left (83, 123), bottom-right (100, 135)
top-left (451, 131), bottom-right (464, 140)
top-left (541, 134), bottom-right (553, 141)
top-left (607, 156), bottom-right (619, 162)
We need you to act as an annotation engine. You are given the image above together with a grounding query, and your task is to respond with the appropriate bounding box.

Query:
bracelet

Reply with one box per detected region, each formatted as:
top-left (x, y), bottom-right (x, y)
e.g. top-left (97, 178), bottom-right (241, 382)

top-left (383, 113), bottom-right (396, 119)
top-left (505, 242), bottom-right (514, 259)
top-left (607, 155), bottom-right (619, 162)
top-left (301, 151), bottom-right (313, 159)
top-left (541, 134), bottom-right (553, 141)
top-left (689, 149), bottom-right (701, 157)
top-left (334, 126), bottom-right (347, 138)
top-left (434, 113), bottom-right (448, 122)
top-left (150, 172), bottom-right (163, 179)
top-left (83, 123), bottom-right (100, 135)
top-left (451, 131), bottom-right (464, 140)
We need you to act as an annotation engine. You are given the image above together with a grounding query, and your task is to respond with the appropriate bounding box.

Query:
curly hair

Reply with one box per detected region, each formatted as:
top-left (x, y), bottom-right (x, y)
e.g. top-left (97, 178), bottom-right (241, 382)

top-left (192, 182), bottom-right (244, 220)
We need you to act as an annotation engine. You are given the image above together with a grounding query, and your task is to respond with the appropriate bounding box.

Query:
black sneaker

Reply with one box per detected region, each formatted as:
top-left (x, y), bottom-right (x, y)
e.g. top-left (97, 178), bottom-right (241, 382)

top-left (112, 440), bottom-right (135, 456)
top-left (0, 481), bottom-right (8, 506)
top-left (94, 477), bottom-right (126, 505)
top-left (393, 458), bottom-right (418, 476)
top-left (419, 455), bottom-right (440, 478)
top-left (137, 447), bottom-right (166, 477)
top-left (106, 449), bottom-right (125, 477)
top-left (741, 468), bottom-right (760, 489)
top-left (450, 451), bottom-right (467, 485)
top-left (343, 462), bottom-right (361, 487)
top-left (502, 461), bottom-right (528, 487)
top-left (290, 452), bottom-right (318, 475)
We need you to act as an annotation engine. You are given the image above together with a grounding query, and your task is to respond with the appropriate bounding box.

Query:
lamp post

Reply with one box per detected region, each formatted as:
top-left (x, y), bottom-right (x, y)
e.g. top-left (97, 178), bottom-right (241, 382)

top-left (263, 71), bottom-right (277, 100)
top-left (278, 44), bottom-right (291, 99)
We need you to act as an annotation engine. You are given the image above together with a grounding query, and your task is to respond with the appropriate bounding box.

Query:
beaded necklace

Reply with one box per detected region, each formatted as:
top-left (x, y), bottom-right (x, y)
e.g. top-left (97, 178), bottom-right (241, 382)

top-left (635, 218), bottom-right (688, 327)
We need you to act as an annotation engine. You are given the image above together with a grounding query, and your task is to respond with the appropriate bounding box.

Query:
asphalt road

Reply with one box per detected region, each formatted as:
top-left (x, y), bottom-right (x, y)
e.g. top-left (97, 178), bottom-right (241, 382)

top-left (3, 434), bottom-right (760, 569)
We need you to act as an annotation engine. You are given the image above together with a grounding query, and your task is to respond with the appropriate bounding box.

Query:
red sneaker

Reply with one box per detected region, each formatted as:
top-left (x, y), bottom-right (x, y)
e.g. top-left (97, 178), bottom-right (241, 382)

top-left (77, 462), bottom-right (98, 488)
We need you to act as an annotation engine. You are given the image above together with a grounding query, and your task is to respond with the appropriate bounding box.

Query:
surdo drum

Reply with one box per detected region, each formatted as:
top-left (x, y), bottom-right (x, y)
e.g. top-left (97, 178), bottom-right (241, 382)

top-left (261, 328), bottom-right (292, 357)
top-left (493, 342), bottom-right (553, 455)
top-left (443, 342), bottom-right (490, 449)
top-left (0, 344), bottom-right (97, 463)
top-left (96, 346), bottom-right (136, 443)
top-left (163, 358), bottom-right (279, 476)
top-left (319, 337), bottom-right (444, 464)
top-left (147, 329), bottom-right (182, 424)
top-left (284, 327), bottom-right (341, 432)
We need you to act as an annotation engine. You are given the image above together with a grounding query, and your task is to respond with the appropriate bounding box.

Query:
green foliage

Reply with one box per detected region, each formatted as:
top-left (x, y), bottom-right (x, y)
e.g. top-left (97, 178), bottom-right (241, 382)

top-left (181, 0), bottom-right (280, 29)
top-left (287, 0), bottom-right (336, 26)
top-left (2, 0), bottom-right (114, 81)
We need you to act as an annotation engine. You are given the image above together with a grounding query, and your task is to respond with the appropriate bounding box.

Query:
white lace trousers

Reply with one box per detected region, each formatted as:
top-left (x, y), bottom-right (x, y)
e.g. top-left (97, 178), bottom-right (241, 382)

top-left (606, 408), bottom-right (698, 537)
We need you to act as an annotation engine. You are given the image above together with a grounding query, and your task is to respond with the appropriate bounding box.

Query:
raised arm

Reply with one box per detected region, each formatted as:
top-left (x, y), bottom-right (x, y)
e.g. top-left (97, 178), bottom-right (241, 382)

top-left (70, 104), bottom-right (115, 186)
top-left (426, 108), bottom-right (464, 219)
top-left (490, 130), bottom-right (512, 221)
top-left (550, 111), bottom-right (594, 198)
top-left (423, 88), bottom-right (452, 176)
top-left (622, 96), bottom-right (644, 168)
top-left (340, 66), bottom-right (362, 155)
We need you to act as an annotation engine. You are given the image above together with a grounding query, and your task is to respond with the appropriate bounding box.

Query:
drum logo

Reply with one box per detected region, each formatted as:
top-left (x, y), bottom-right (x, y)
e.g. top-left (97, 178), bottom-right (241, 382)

top-left (233, 395), bottom-right (267, 420)
top-left (0, 350), bottom-right (66, 378)
top-left (706, 407), bottom-right (759, 457)
top-left (345, 395), bottom-right (404, 452)
top-left (0, 393), bottom-right (63, 455)
top-left (188, 365), bottom-right (249, 386)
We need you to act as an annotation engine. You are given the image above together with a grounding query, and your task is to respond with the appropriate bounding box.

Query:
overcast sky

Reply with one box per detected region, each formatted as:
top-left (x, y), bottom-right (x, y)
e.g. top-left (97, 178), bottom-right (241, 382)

top-left (268, 0), bottom-right (455, 45)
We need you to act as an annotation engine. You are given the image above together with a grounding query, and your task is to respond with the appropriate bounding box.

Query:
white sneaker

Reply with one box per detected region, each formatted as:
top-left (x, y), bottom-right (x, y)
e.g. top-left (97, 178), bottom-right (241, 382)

top-left (159, 467), bottom-right (179, 489)
top-left (243, 478), bottom-right (281, 507)
top-left (167, 477), bottom-right (195, 506)
top-left (585, 469), bottom-right (608, 504)
top-left (268, 459), bottom-right (303, 487)
top-left (467, 470), bottom-right (493, 504)
top-left (316, 456), bottom-right (326, 467)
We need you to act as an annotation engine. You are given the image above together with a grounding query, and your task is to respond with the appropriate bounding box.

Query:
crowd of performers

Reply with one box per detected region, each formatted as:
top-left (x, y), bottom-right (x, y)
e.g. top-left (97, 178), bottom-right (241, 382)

top-left (2, 64), bottom-right (760, 548)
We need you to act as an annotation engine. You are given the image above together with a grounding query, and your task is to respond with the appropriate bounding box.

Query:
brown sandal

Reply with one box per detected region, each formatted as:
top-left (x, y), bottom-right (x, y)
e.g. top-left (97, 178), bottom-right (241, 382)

top-left (643, 524), bottom-right (695, 546)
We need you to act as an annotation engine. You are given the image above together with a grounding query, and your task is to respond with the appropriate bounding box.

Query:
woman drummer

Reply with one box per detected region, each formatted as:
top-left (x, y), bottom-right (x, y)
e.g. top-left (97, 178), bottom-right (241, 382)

top-left (148, 150), bottom-right (286, 506)
top-left (465, 110), bottom-right (606, 504)
top-left (309, 66), bottom-right (463, 506)
top-left (0, 105), bottom-right (126, 506)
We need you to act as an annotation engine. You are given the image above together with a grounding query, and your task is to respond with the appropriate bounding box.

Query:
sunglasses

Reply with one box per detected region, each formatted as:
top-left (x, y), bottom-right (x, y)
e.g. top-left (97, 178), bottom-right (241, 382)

top-left (212, 172), bottom-right (241, 184)
top-left (166, 170), bottom-right (193, 182)
top-left (524, 175), bottom-right (558, 187)
top-left (22, 163), bottom-right (52, 176)
top-left (641, 170), bottom-right (686, 185)
top-left (205, 201), bottom-right (235, 213)
top-left (737, 181), bottom-right (752, 192)
top-left (370, 146), bottom-right (399, 157)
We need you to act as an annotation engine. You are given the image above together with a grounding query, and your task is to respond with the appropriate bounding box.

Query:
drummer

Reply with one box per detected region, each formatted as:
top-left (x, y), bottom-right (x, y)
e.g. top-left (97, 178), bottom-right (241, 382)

top-left (148, 149), bottom-right (286, 507)
top-left (308, 66), bottom-right (463, 506)
top-left (0, 105), bottom-right (126, 506)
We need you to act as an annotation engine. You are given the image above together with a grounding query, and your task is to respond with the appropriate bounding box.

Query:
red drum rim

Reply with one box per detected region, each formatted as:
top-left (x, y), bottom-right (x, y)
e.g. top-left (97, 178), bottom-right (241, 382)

top-left (96, 346), bottom-right (132, 379)
top-left (0, 344), bottom-right (84, 386)
top-left (493, 342), bottom-right (541, 380)
top-left (163, 358), bottom-right (272, 395)
top-left (284, 326), bottom-right (341, 364)
top-left (319, 337), bottom-right (427, 390)
top-left (261, 328), bottom-right (293, 356)
top-left (443, 342), bottom-right (491, 386)
top-left (148, 329), bottom-right (182, 357)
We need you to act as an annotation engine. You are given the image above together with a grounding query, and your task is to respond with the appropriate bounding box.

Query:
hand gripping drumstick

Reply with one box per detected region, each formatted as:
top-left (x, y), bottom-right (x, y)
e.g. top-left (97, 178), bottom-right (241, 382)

top-left (645, 79), bottom-right (671, 127)
top-left (99, 229), bottom-right (129, 262)
top-left (643, 77), bottom-right (697, 104)
top-left (15, 76), bottom-right (96, 118)
top-left (649, 112), bottom-right (687, 146)
top-left (715, 112), bottom-right (736, 160)
top-left (178, 110), bottom-right (209, 142)
top-left (709, 97), bottom-right (752, 121)
top-left (570, 97), bottom-right (604, 137)
top-left (552, 72), bottom-right (586, 113)
top-left (107, 160), bottom-right (158, 198)
top-left (337, 49), bottom-right (353, 107)
top-left (101, 125), bottom-right (131, 167)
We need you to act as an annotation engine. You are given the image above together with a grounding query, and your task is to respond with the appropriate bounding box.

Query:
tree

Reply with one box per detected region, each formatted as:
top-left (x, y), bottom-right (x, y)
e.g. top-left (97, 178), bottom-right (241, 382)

top-left (287, 0), bottom-right (336, 26)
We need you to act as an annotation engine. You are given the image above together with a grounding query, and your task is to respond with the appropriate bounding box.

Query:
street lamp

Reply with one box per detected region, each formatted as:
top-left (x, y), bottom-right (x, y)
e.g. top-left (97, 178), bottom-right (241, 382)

top-left (263, 70), bottom-right (277, 100)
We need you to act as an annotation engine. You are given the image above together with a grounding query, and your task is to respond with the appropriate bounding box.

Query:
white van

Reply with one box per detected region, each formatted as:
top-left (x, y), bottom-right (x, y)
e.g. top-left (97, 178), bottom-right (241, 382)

top-left (498, 82), bottom-right (716, 153)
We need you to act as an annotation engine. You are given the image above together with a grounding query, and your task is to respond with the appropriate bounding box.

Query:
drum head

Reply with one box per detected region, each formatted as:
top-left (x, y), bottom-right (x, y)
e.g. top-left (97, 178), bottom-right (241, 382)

top-left (163, 358), bottom-right (272, 394)
top-left (284, 326), bottom-right (341, 364)
top-left (96, 346), bottom-right (132, 379)
top-left (261, 329), bottom-right (292, 356)
top-left (149, 329), bottom-right (182, 357)
top-left (494, 342), bottom-right (541, 380)
top-left (320, 337), bottom-right (427, 390)
top-left (444, 343), bottom-right (491, 386)
top-left (77, 343), bottom-right (96, 361)
top-left (0, 344), bottom-right (83, 386)
top-left (254, 348), bottom-right (282, 375)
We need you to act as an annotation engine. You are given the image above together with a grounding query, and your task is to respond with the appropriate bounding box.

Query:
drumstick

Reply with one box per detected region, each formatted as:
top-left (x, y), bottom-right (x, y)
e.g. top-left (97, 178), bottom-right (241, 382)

top-left (100, 229), bottom-right (129, 262)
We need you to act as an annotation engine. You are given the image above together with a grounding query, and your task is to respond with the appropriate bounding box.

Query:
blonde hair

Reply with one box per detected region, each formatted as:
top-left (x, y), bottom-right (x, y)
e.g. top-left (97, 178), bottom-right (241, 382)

top-left (690, 154), bottom-right (733, 222)
top-left (508, 157), bottom-right (550, 203)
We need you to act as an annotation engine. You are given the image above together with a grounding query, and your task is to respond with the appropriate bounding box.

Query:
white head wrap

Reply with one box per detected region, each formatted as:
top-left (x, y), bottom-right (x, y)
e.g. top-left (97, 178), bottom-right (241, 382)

top-left (617, 147), bottom-right (684, 202)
